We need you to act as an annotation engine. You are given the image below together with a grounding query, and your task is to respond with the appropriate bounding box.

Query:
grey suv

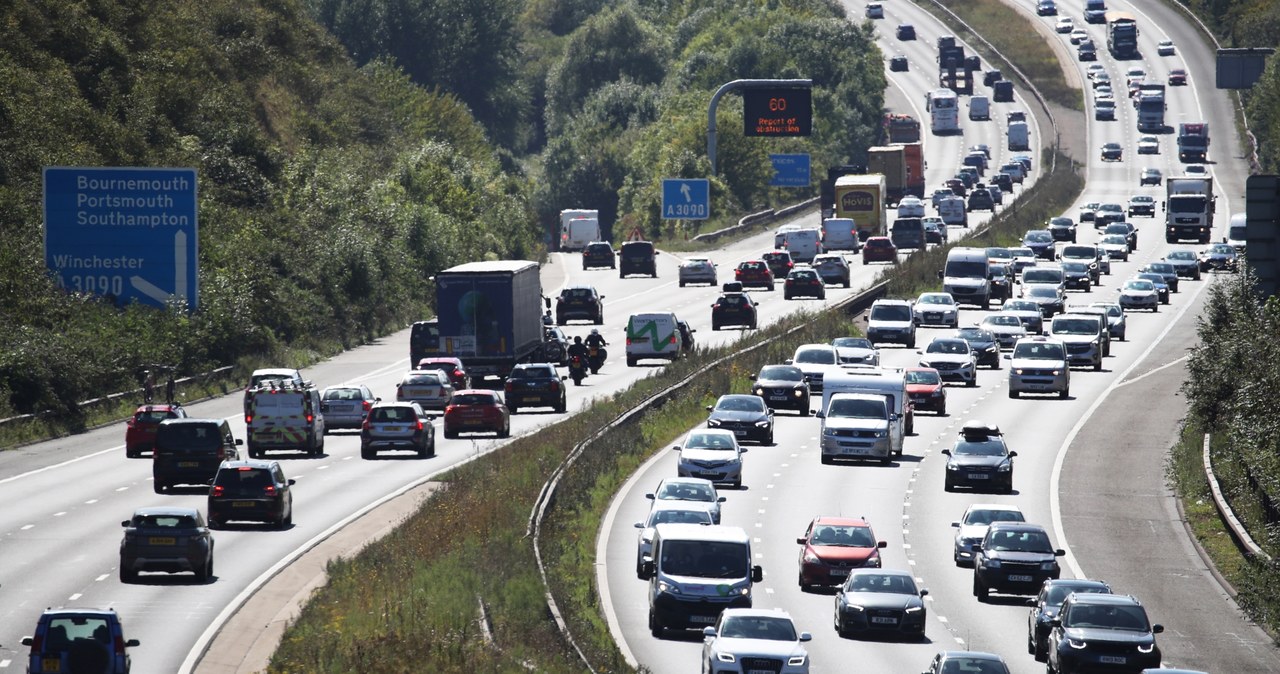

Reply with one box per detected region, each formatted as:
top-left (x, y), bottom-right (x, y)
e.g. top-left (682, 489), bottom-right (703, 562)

top-left (119, 506), bottom-right (214, 582)
top-left (1048, 593), bottom-right (1163, 673)
top-left (361, 402), bottom-right (435, 458)
top-left (208, 459), bottom-right (295, 529)
top-left (972, 522), bottom-right (1065, 601)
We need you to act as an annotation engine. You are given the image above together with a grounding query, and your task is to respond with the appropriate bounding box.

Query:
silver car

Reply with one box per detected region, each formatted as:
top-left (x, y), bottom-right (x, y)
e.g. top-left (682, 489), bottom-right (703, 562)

top-left (396, 370), bottom-right (454, 411)
top-left (1007, 336), bottom-right (1070, 398)
top-left (1089, 302), bottom-right (1127, 341)
top-left (360, 402), bottom-right (435, 458)
top-left (634, 502), bottom-right (714, 576)
top-left (675, 429), bottom-right (745, 489)
top-left (979, 314), bottom-right (1028, 348)
top-left (320, 384), bottom-right (379, 430)
top-left (645, 476), bottom-right (725, 524)
top-left (952, 503), bottom-right (1026, 565)
top-left (679, 256), bottom-right (718, 287)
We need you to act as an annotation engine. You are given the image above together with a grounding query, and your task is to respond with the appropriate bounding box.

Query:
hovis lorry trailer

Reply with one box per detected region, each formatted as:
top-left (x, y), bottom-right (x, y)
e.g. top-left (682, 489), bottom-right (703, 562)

top-left (834, 174), bottom-right (887, 240)
top-left (437, 260), bottom-right (545, 381)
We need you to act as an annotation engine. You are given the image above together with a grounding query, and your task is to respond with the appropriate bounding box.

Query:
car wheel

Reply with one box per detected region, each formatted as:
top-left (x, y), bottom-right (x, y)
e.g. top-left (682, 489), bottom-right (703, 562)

top-left (626, 356), bottom-right (637, 367)
top-left (798, 572), bottom-right (810, 591)
top-left (1059, 387), bottom-right (1070, 399)
top-left (444, 429), bottom-right (457, 439)
top-left (679, 280), bottom-right (686, 287)
top-left (821, 454), bottom-right (833, 465)
top-left (1009, 389), bottom-right (1019, 399)
top-left (973, 575), bottom-right (989, 601)
top-left (508, 404), bottom-right (519, 414)
top-left (283, 507), bottom-right (293, 527)
top-left (649, 610), bottom-right (664, 639)
top-left (498, 422), bottom-right (510, 439)
top-left (197, 558), bottom-right (211, 582)
top-left (944, 480), bottom-right (954, 492)
top-left (120, 565), bottom-right (137, 583)
top-left (555, 399), bottom-right (566, 414)
top-left (126, 448), bottom-right (138, 459)
top-left (154, 482), bottom-right (167, 494)
top-left (361, 447), bottom-right (374, 459)
top-left (967, 376), bottom-right (977, 388)
top-left (1094, 360), bottom-right (1102, 371)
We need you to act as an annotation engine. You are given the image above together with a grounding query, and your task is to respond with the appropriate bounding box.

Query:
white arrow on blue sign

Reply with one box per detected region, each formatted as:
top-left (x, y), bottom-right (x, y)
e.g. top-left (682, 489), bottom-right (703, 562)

top-left (662, 178), bottom-right (710, 220)
top-left (43, 167), bottom-right (199, 311)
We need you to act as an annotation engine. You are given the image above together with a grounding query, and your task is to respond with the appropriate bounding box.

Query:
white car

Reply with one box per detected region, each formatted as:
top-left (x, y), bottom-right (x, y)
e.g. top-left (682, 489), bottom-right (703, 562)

top-left (918, 336), bottom-right (978, 387)
top-left (1125, 66), bottom-right (1147, 84)
top-left (1119, 278), bottom-right (1159, 312)
top-left (1158, 39), bottom-right (1176, 56)
top-left (675, 429), bottom-right (745, 488)
top-left (395, 369), bottom-right (455, 411)
top-left (1137, 135), bottom-right (1160, 155)
top-left (634, 501), bottom-right (713, 577)
top-left (1070, 29), bottom-right (1088, 45)
top-left (702, 608), bottom-right (812, 674)
top-left (1185, 164), bottom-right (1209, 176)
top-left (913, 292), bottom-right (960, 328)
top-left (831, 337), bottom-right (880, 366)
top-left (897, 196), bottom-right (926, 218)
top-left (1007, 336), bottom-right (1071, 398)
top-left (1099, 235), bottom-right (1131, 262)
top-left (678, 256), bottom-right (717, 287)
top-left (1055, 17), bottom-right (1074, 33)
top-left (644, 476), bottom-right (725, 524)
top-left (952, 503), bottom-right (1026, 565)
top-left (979, 314), bottom-right (1029, 348)
top-left (1085, 64), bottom-right (1106, 80)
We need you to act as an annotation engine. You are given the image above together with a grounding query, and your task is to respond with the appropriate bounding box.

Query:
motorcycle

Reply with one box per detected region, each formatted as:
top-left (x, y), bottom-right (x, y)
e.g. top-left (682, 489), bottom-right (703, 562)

top-left (568, 355), bottom-right (588, 386)
top-left (587, 345), bottom-right (607, 374)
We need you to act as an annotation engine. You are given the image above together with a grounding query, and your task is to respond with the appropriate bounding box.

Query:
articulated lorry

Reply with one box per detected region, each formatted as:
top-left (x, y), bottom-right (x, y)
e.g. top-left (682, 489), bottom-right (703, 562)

top-left (834, 174), bottom-right (887, 240)
top-left (1177, 123), bottom-right (1210, 163)
top-left (436, 260), bottom-right (545, 381)
top-left (883, 113), bottom-right (921, 143)
top-left (1164, 176), bottom-right (1215, 244)
top-left (868, 146), bottom-right (907, 206)
top-left (1105, 11), bottom-right (1139, 59)
top-left (1136, 84), bottom-right (1166, 132)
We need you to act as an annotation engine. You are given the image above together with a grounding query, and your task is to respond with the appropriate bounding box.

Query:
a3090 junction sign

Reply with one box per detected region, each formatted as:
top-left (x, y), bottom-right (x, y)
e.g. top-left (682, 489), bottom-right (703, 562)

top-left (43, 166), bottom-right (199, 311)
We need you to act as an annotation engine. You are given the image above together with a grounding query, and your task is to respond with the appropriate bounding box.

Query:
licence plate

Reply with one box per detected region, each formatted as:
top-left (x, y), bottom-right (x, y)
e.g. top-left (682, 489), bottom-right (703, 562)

top-left (148, 537), bottom-right (176, 545)
top-left (733, 430), bottom-right (747, 437)
top-left (926, 313), bottom-right (940, 320)
top-left (870, 616), bottom-right (898, 624)
top-left (830, 569), bottom-right (848, 577)
top-left (748, 670), bottom-right (774, 674)
top-left (689, 615), bottom-right (716, 624)
top-left (178, 461), bottom-right (199, 468)
top-left (1100, 656), bottom-right (1126, 665)
top-left (463, 419), bottom-right (482, 426)
top-left (42, 658), bottom-right (61, 670)
top-left (1008, 574), bottom-right (1033, 582)
top-left (233, 501), bottom-right (256, 508)
top-left (842, 447), bottom-right (869, 455)
top-left (384, 426), bottom-right (402, 432)
top-left (769, 394), bottom-right (788, 401)
top-left (968, 473), bottom-right (990, 480)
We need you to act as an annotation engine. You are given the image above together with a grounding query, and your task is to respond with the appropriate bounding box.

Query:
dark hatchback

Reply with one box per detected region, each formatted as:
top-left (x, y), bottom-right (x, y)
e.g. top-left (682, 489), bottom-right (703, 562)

top-left (1048, 593), bottom-right (1163, 673)
top-left (152, 419), bottom-right (242, 493)
top-left (1023, 230), bottom-right (1056, 259)
top-left (784, 268), bottom-right (826, 299)
top-left (119, 506), bottom-right (214, 583)
top-left (619, 240), bottom-right (658, 278)
top-left (711, 292), bottom-right (758, 330)
top-left (954, 327), bottom-right (1001, 368)
top-left (942, 423), bottom-right (1016, 492)
top-left (581, 241), bottom-right (616, 270)
top-left (207, 459), bottom-right (295, 529)
top-left (503, 363), bottom-right (567, 413)
top-left (706, 393), bottom-right (774, 445)
top-left (1028, 578), bottom-right (1113, 661)
top-left (834, 569), bottom-right (929, 640)
top-left (1048, 216), bottom-right (1077, 242)
top-left (1061, 261), bottom-right (1093, 291)
top-left (762, 250), bottom-right (795, 279)
top-left (749, 364), bottom-right (811, 415)
top-left (735, 260), bottom-right (775, 289)
top-left (973, 522), bottom-right (1065, 601)
top-left (555, 285), bottom-right (605, 325)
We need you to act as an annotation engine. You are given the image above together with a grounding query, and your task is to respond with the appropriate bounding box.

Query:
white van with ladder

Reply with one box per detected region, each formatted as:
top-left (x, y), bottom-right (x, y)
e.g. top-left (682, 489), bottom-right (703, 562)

top-left (245, 379), bottom-right (326, 457)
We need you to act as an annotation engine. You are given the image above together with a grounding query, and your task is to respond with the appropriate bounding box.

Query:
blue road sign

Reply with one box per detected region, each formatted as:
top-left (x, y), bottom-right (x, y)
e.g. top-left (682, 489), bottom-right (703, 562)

top-left (662, 178), bottom-right (710, 220)
top-left (770, 154), bottom-right (811, 187)
top-left (44, 167), bottom-right (199, 310)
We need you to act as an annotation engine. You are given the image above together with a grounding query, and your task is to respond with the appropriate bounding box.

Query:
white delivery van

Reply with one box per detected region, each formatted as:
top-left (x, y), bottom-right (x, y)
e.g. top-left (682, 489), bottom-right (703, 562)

top-left (559, 208), bottom-right (600, 251)
top-left (938, 195), bottom-right (968, 228)
top-left (815, 392), bottom-right (898, 464)
top-left (1227, 212), bottom-right (1247, 252)
top-left (640, 523), bottom-right (763, 636)
top-left (822, 368), bottom-right (910, 449)
top-left (942, 247), bottom-right (992, 308)
top-left (774, 223), bottom-right (801, 249)
top-left (626, 312), bottom-right (682, 366)
top-left (782, 228), bottom-right (824, 263)
top-left (244, 380), bottom-right (326, 456)
top-left (821, 218), bottom-right (861, 252)
top-left (969, 95), bottom-right (991, 121)
top-left (1008, 121), bottom-right (1030, 151)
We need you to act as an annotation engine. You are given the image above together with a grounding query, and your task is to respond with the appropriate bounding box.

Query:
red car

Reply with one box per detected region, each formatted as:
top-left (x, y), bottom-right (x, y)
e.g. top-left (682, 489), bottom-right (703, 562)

top-left (946, 178), bottom-right (967, 196)
top-left (862, 236), bottom-right (899, 264)
top-left (905, 367), bottom-right (947, 415)
top-left (124, 404), bottom-right (188, 457)
top-left (1168, 68), bottom-right (1187, 86)
top-left (734, 260), bottom-right (775, 290)
top-left (442, 389), bottom-right (510, 439)
top-left (796, 516), bottom-right (887, 590)
top-left (416, 356), bottom-right (470, 389)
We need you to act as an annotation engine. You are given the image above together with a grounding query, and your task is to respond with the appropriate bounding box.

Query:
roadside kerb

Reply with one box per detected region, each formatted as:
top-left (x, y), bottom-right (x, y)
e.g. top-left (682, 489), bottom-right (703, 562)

top-left (1203, 433), bottom-right (1274, 563)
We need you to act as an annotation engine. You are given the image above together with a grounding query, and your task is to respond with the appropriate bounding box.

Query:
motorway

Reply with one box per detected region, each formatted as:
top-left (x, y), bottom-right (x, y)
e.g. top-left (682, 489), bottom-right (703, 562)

top-left (598, 1), bottom-right (1280, 673)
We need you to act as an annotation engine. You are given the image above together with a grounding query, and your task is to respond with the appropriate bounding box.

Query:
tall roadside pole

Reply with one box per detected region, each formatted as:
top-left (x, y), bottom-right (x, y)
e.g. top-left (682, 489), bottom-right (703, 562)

top-left (707, 79), bottom-right (813, 176)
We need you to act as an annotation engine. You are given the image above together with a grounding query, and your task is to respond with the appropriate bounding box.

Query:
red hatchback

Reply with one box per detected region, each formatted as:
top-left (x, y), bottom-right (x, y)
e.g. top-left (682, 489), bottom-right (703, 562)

top-left (796, 516), bottom-right (887, 590)
top-left (1167, 68), bottom-right (1187, 86)
top-left (443, 389), bottom-right (511, 439)
top-left (734, 260), bottom-right (775, 290)
top-left (862, 236), bottom-right (899, 264)
top-left (905, 367), bottom-right (947, 415)
top-left (125, 404), bottom-right (188, 457)
top-left (416, 357), bottom-right (470, 389)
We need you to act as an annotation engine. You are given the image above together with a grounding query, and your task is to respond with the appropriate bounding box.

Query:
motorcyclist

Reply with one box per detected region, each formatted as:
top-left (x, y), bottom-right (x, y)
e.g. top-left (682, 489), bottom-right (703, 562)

top-left (566, 336), bottom-right (589, 362)
top-left (585, 329), bottom-right (608, 349)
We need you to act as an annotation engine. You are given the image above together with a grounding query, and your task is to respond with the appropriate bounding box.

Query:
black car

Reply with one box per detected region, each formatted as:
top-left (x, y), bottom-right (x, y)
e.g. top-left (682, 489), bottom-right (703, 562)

top-left (942, 422), bottom-right (1016, 492)
top-left (991, 171), bottom-right (1013, 193)
top-left (1048, 594), bottom-right (1163, 673)
top-left (503, 363), bottom-right (567, 414)
top-left (119, 506), bottom-right (214, 583)
top-left (1163, 250), bottom-right (1202, 279)
top-left (750, 365), bottom-right (811, 415)
top-left (619, 240), bottom-right (657, 278)
top-left (1143, 262), bottom-right (1181, 293)
top-left (924, 652), bottom-right (1011, 674)
top-left (1061, 261), bottom-right (1093, 291)
top-left (1100, 142), bottom-right (1122, 161)
top-left (542, 325), bottom-right (570, 365)
top-left (784, 268), bottom-right (826, 299)
top-left (761, 250), bottom-right (795, 279)
top-left (1023, 230), bottom-right (1056, 260)
top-left (973, 522), bottom-right (1065, 601)
top-left (896, 23), bottom-right (915, 39)
top-left (1048, 216), bottom-right (1077, 243)
top-left (711, 292), bottom-right (758, 330)
top-left (954, 328), bottom-right (1001, 368)
top-left (581, 241), bottom-right (616, 270)
top-left (706, 393), bottom-right (774, 444)
top-left (1199, 243), bottom-right (1238, 273)
top-left (1027, 579), bottom-right (1113, 661)
top-left (677, 319), bottom-right (697, 352)
top-left (968, 187), bottom-right (994, 211)
top-left (1095, 203), bottom-right (1126, 228)
top-left (889, 55), bottom-right (909, 72)
top-left (555, 285), bottom-right (604, 325)
top-left (152, 418), bottom-right (242, 493)
top-left (834, 569), bottom-right (929, 640)
top-left (989, 264), bottom-right (1013, 303)
top-left (207, 459), bottom-right (295, 529)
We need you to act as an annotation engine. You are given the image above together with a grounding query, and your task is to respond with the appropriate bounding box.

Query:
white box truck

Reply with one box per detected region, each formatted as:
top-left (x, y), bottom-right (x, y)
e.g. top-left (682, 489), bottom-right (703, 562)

top-left (1164, 175), bottom-right (1215, 243)
top-left (558, 208), bottom-right (600, 251)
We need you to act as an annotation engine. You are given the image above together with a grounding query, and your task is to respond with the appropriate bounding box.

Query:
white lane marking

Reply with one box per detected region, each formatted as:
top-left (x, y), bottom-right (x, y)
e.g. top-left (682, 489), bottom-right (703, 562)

top-left (20, 524), bottom-right (34, 530)
top-left (53, 512), bottom-right (66, 517)
top-left (316, 465), bottom-right (329, 470)
top-left (1115, 354), bottom-right (1189, 388)
top-left (85, 499), bottom-right (98, 505)
top-left (116, 487), bottom-right (128, 492)
top-left (68, 593), bottom-right (81, 601)
top-left (95, 574), bottom-right (109, 582)
top-left (1051, 277), bottom-right (1215, 578)
top-left (1, 658), bottom-right (12, 667)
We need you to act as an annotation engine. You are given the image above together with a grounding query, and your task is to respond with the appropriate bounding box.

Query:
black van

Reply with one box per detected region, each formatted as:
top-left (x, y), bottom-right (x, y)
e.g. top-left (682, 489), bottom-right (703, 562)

top-left (619, 241), bottom-right (657, 278)
top-left (409, 319), bottom-right (439, 364)
top-left (153, 419), bottom-right (242, 493)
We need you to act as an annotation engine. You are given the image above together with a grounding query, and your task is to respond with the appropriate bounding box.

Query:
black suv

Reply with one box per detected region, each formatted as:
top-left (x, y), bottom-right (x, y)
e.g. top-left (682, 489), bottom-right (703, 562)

top-left (972, 522), bottom-right (1064, 600)
top-left (1048, 216), bottom-right (1078, 242)
top-left (208, 459), bottom-right (295, 529)
top-left (409, 319), bottom-right (440, 364)
top-left (20, 608), bottom-right (139, 674)
top-left (1048, 593), bottom-right (1163, 673)
top-left (619, 240), bottom-right (658, 278)
top-left (749, 364), bottom-right (811, 415)
top-left (555, 285), bottom-right (605, 325)
top-left (1027, 578), bottom-right (1113, 661)
top-left (503, 363), bottom-right (567, 413)
top-left (581, 241), bottom-right (616, 270)
top-left (711, 292), bottom-right (758, 330)
top-left (152, 419), bottom-right (242, 493)
top-left (119, 506), bottom-right (214, 583)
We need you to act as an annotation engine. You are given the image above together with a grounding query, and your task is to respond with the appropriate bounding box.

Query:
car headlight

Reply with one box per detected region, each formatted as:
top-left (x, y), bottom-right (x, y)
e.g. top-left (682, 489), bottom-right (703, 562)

top-left (1052, 370), bottom-right (1061, 376)
top-left (998, 462), bottom-right (1012, 472)
top-left (787, 655), bottom-right (808, 666)
top-left (932, 390), bottom-right (944, 397)
top-left (874, 430), bottom-right (887, 438)
top-left (657, 580), bottom-right (682, 594)
top-left (823, 427), bottom-right (837, 437)
top-left (716, 652), bottom-right (736, 663)
top-left (946, 463), bottom-right (960, 471)
top-left (905, 605), bottom-right (923, 614)
top-left (1068, 637), bottom-right (1088, 650)
top-left (707, 419), bottom-right (721, 427)
top-left (755, 420), bottom-right (771, 427)
top-left (753, 387), bottom-right (765, 397)
top-left (802, 550), bottom-right (820, 564)
top-left (1137, 642), bottom-right (1156, 654)
top-left (793, 389), bottom-right (804, 398)
top-left (983, 558), bottom-right (1002, 568)
top-left (1040, 561), bottom-right (1058, 571)
top-left (1014, 368), bottom-right (1025, 375)
top-left (843, 602), bottom-right (865, 612)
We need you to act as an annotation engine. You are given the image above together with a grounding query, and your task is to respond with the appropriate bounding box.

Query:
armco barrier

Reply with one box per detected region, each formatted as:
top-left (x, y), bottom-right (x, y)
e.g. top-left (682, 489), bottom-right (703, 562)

top-left (1203, 433), bottom-right (1274, 562)
top-left (690, 197), bottom-right (820, 243)
top-left (527, 278), bottom-right (888, 671)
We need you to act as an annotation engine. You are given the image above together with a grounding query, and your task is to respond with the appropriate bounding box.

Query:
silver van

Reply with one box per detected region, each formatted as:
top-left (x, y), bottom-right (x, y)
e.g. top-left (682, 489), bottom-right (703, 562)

top-left (941, 247), bottom-right (992, 309)
top-left (640, 523), bottom-right (763, 636)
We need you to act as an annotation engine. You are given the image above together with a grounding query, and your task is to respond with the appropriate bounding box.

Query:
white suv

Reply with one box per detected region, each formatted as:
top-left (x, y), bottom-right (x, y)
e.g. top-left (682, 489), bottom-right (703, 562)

top-left (1007, 337), bottom-right (1070, 398)
top-left (866, 299), bottom-right (917, 348)
top-left (702, 608), bottom-right (812, 674)
top-left (1049, 313), bottom-right (1105, 371)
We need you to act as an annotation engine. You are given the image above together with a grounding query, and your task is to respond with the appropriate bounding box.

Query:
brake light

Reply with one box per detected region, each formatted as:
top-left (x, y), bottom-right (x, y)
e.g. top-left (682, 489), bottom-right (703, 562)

top-left (416, 418), bottom-right (424, 431)
top-left (211, 485), bottom-right (225, 497)
top-left (550, 381), bottom-right (559, 392)
top-left (239, 465), bottom-right (254, 471)
top-left (362, 418), bottom-right (372, 431)
top-left (669, 334), bottom-right (677, 344)
top-left (245, 415), bottom-right (253, 424)
top-left (362, 400), bottom-right (372, 412)
top-left (264, 485), bottom-right (278, 496)
top-left (454, 369), bottom-right (464, 379)
top-left (114, 634), bottom-right (126, 654)
top-left (504, 382), bottom-right (514, 392)
top-left (305, 414), bottom-right (313, 423)
top-left (626, 337), bottom-right (634, 346)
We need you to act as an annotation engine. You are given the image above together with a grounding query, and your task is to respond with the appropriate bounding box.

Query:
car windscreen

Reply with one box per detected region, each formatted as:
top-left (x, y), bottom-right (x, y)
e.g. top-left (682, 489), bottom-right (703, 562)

top-left (983, 316), bottom-right (1021, 327)
top-left (810, 525), bottom-right (877, 547)
top-left (832, 338), bottom-right (873, 349)
top-left (986, 529), bottom-right (1053, 553)
top-left (156, 424), bottom-right (223, 452)
top-left (945, 261), bottom-right (987, 278)
top-left (660, 540), bottom-right (748, 578)
top-left (718, 615), bottom-right (798, 641)
top-left (963, 508), bottom-right (1025, 526)
top-left (1046, 583), bottom-right (1109, 606)
top-left (919, 294), bottom-right (953, 305)
top-left (716, 396), bottom-right (765, 412)
top-left (870, 305), bottom-right (911, 321)
top-left (953, 439), bottom-right (1008, 456)
top-left (1023, 269), bottom-right (1063, 284)
top-left (794, 348), bottom-right (835, 364)
top-left (1064, 604), bottom-right (1150, 631)
top-left (905, 370), bottom-right (941, 385)
top-left (1012, 343), bottom-right (1065, 360)
top-left (656, 482), bottom-right (716, 502)
top-left (685, 432), bottom-right (737, 450)
top-left (647, 509), bottom-right (713, 527)
top-left (1062, 247), bottom-right (1095, 259)
top-left (370, 406), bottom-right (417, 422)
top-left (1027, 287), bottom-right (1059, 299)
top-left (758, 366), bottom-right (803, 382)
top-left (827, 398), bottom-right (886, 419)
top-left (135, 410), bottom-right (177, 423)
top-left (1024, 231), bottom-right (1051, 243)
top-left (843, 573), bottom-right (918, 595)
top-left (927, 340), bottom-right (968, 354)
